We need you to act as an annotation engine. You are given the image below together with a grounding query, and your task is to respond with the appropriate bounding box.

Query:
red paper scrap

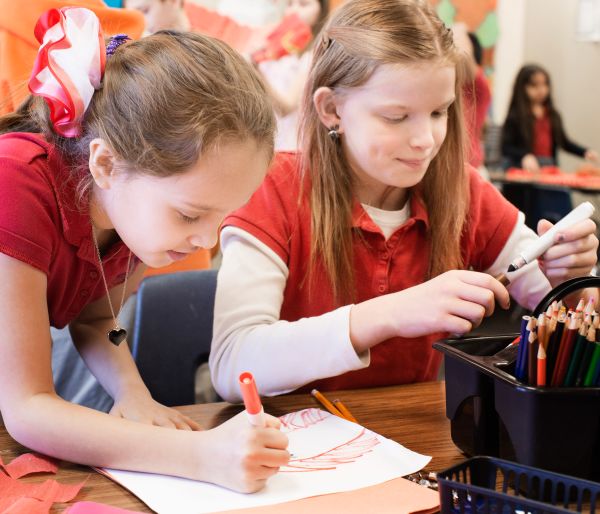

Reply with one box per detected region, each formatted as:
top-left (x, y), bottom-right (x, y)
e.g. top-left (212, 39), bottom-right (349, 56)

top-left (0, 471), bottom-right (86, 502)
top-left (0, 497), bottom-right (53, 514)
top-left (1, 453), bottom-right (58, 479)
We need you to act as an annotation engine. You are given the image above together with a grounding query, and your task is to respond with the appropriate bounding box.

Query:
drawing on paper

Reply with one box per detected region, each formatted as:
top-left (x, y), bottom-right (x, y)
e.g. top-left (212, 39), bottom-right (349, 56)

top-left (279, 409), bottom-right (380, 473)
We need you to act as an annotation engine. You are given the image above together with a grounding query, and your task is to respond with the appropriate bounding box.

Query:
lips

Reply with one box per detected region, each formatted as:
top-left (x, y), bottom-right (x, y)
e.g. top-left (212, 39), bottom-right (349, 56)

top-left (167, 250), bottom-right (192, 262)
top-left (397, 158), bottom-right (428, 168)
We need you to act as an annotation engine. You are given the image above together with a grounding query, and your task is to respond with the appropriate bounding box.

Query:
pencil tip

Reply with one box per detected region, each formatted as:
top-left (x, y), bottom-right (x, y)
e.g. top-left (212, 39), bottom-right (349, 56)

top-left (507, 264), bottom-right (516, 272)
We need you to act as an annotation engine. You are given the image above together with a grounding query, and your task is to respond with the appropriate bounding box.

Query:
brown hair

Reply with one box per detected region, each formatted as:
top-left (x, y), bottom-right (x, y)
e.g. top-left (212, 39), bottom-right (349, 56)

top-left (0, 30), bottom-right (275, 192)
top-left (299, 0), bottom-right (469, 302)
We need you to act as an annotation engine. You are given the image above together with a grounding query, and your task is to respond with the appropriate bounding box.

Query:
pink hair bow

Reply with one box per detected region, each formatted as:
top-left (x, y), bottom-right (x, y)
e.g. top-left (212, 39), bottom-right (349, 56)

top-left (28, 7), bottom-right (105, 138)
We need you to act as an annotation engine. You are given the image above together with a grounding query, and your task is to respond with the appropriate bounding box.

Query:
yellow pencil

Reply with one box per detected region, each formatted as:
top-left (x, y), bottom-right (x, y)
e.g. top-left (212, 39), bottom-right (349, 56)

top-left (311, 389), bottom-right (345, 419)
top-left (333, 399), bottom-right (358, 423)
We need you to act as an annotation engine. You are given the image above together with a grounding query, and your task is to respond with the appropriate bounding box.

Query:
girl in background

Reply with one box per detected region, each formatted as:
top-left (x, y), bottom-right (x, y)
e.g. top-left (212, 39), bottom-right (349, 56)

top-left (501, 63), bottom-right (599, 173)
top-left (210, 0), bottom-right (598, 401)
top-left (0, 8), bottom-right (288, 492)
top-left (256, 0), bottom-right (329, 151)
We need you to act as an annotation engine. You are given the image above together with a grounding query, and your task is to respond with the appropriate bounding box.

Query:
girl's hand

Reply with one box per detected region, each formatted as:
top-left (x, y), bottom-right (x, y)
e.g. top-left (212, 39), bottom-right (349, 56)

top-left (109, 393), bottom-right (201, 431)
top-left (585, 149), bottom-right (599, 163)
top-left (537, 218), bottom-right (598, 288)
top-left (390, 270), bottom-right (510, 336)
top-left (200, 412), bottom-right (289, 493)
top-left (350, 270), bottom-right (510, 352)
top-left (521, 153), bottom-right (540, 173)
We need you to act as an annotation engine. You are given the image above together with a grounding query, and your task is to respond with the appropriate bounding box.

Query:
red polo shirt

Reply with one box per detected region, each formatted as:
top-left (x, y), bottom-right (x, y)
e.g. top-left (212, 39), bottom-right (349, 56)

top-left (0, 132), bottom-right (137, 328)
top-left (223, 152), bottom-right (518, 391)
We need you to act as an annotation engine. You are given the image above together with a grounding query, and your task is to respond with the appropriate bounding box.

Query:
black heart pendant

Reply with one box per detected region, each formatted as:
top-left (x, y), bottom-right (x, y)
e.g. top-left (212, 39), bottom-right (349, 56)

top-left (108, 328), bottom-right (127, 346)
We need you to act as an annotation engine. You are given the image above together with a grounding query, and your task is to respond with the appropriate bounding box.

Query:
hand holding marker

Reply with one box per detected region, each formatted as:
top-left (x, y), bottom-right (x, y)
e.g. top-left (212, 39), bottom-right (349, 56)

top-left (507, 202), bottom-right (595, 272)
top-left (239, 372), bottom-right (265, 426)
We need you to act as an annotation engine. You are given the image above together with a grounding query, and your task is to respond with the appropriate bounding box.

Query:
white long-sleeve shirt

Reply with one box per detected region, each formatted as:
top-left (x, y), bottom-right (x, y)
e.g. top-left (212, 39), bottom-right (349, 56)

top-left (209, 207), bottom-right (551, 403)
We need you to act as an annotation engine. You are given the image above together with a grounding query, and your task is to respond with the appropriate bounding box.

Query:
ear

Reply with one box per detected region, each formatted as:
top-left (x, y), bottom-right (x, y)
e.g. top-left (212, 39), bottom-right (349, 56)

top-left (89, 138), bottom-right (117, 189)
top-left (313, 86), bottom-right (343, 134)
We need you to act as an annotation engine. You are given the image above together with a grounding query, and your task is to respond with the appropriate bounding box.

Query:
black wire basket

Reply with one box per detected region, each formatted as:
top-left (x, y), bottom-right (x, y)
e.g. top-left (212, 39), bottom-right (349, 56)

top-left (438, 456), bottom-right (600, 514)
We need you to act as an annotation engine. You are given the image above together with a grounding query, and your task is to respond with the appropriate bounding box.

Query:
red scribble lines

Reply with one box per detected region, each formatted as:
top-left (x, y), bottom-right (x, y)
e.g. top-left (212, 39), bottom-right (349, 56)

top-left (279, 408), bottom-right (329, 432)
top-left (281, 428), bottom-right (380, 473)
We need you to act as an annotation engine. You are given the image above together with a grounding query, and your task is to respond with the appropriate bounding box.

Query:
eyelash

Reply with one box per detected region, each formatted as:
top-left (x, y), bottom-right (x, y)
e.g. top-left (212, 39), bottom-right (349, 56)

top-left (179, 213), bottom-right (200, 224)
top-left (384, 109), bottom-right (450, 123)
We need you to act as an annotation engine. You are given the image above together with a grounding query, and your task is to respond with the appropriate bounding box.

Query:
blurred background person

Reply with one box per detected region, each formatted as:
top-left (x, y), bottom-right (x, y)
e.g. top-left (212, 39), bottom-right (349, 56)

top-left (256, 0), bottom-right (329, 151)
top-left (501, 63), bottom-right (599, 173)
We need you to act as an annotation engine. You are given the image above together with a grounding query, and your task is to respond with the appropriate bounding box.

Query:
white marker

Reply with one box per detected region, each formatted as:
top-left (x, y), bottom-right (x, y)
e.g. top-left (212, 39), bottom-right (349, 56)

top-left (507, 201), bottom-right (595, 272)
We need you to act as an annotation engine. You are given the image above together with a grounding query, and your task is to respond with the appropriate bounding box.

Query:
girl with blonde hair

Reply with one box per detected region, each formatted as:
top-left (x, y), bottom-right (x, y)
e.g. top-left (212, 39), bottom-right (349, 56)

top-left (210, 0), bottom-right (597, 400)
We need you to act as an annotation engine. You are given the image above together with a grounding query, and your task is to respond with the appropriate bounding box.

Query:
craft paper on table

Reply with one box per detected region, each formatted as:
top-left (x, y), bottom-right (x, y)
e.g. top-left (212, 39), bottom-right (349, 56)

top-left (0, 452), bottom-right (86, 513)
top-left (216, 476), bottom-right (440, 514)
top-left (101, 408), bottom-right (431, 514)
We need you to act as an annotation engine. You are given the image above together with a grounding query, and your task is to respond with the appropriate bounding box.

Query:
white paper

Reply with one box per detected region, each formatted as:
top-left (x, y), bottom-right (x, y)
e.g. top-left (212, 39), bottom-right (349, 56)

top-left (102, 408), bottom-right (431, 514)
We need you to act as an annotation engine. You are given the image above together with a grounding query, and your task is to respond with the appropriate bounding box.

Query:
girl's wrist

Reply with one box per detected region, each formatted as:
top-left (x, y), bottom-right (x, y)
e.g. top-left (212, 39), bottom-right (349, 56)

top-left (111, 376), bottom-right (151, 402)
top-left (349, 296), bottom-right (398, 353)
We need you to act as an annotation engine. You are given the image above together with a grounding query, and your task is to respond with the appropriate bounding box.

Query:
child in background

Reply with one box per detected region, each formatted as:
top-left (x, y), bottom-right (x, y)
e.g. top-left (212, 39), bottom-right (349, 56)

top-left (210, 0), bottom-right (598, 401)
top-left (0, 8), bottom-right (288, 492)
top-left (501, 63), bottom-right (599, 173)
top-left (123, 0), bottom-right (190, 33)
top-left (256, 0), bottom-right (329, 151)
top-left (453, 23), bottom-right (492, 175)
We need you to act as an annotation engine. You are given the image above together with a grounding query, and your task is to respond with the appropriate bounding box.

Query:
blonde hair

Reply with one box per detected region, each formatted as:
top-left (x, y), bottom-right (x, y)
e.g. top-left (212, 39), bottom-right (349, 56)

top-left (0, 31), bottom-right (275, 192)
top-left (299, 0), bottom-right (469, 302)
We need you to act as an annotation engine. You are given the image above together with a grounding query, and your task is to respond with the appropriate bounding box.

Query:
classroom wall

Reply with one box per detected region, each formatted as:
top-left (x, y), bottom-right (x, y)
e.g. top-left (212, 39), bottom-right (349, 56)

top-left (494, 0), bottom-right (600, 171)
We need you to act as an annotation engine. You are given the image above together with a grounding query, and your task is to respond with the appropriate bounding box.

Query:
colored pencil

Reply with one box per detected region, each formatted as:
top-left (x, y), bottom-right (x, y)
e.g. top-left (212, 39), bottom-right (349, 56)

top-left (575, 326), bottom-right (596, 387)
top-left (551, 316), bottom-right (579, 386)
top-left (584, 331), bottom-right (600, 386)
top-left (537, 343), bottom-right (547, 386)
top-left (564, 324), bottom-right (588, 387)
top-left (546, 308), bottom-right (566, 380)
top-left (527, 330), bottom-right (538, 386)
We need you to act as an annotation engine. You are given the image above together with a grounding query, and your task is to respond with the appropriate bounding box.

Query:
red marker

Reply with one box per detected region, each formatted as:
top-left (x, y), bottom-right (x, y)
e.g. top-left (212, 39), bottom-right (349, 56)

top-left (239, 372), bottom-right (265, 426)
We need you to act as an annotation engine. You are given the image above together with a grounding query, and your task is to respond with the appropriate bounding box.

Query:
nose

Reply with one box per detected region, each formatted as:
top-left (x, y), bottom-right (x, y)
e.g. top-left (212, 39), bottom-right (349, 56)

top-left (189, 230), bottom-right (218, 250)
top-left (407, 118), bottom-right (434, 151)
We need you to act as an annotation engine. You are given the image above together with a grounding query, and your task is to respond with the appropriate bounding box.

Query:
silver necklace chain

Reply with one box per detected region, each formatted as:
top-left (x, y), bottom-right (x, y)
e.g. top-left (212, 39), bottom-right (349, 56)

top-left (91, 226), bottom-right (132, 331)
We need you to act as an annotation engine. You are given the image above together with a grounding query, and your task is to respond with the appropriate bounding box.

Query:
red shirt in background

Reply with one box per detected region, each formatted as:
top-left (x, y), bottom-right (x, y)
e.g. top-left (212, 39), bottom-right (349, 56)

top-left (223, 153), bottom-right (518, 391)
top-left (533, 113), bottom-right (553, 158)
top-left (463, 67), bottom-right (492, 168)
top-left (0, 133), bottom-right (137, 328)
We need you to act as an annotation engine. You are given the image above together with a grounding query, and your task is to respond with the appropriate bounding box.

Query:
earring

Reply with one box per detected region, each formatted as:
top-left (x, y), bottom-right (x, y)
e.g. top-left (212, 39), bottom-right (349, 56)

top-left (328, 125), bottom-right (340, 142)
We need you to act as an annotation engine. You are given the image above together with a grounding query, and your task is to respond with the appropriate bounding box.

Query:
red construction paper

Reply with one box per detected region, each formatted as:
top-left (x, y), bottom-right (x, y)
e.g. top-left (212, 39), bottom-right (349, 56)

top-left (0, 497), bottom-right (53, 514)
top-left (1, 453), bottom-right (58, 479)
top-left (0, 471), bottom-right (86, 502)
top-left (65, 501), bottom-right (146, 513)
top-left (252, 14), bottom-right (312, 63)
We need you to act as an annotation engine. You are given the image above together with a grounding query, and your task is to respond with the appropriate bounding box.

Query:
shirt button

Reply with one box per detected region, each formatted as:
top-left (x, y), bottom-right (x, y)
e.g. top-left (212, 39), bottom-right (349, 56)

top-left (381, 252), bottom-right (389, 260)
top-left (89, 271), bottom-right (98, 279)
top-left (378, 284), bottom-right (386, 293)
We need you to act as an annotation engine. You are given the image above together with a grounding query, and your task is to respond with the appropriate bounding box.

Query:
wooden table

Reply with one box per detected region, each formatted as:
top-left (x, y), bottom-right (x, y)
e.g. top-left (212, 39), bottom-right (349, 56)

top-left (0, 381), bottom-right (464, 513)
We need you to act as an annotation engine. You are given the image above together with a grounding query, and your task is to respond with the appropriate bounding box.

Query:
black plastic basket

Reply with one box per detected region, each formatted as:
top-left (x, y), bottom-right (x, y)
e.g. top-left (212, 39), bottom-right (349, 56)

top-left (438, 456), bottom-right (600, 514)
top-left (433, 277), bottom-right (600, 481)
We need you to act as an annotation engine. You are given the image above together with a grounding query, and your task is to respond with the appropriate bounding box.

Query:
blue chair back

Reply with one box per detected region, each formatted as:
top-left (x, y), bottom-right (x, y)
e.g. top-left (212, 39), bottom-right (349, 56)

top-left (132, 269), bottom-right (217, 406)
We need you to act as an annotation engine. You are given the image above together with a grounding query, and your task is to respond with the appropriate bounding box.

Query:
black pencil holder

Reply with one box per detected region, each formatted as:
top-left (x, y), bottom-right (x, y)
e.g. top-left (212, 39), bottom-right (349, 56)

top-left (438, 456), bottom-right (600, 514)
top-left (433, 276), bottom-right (600, 481)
